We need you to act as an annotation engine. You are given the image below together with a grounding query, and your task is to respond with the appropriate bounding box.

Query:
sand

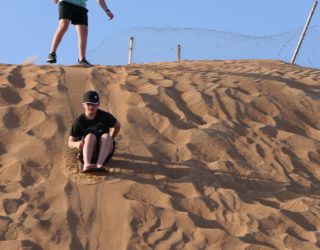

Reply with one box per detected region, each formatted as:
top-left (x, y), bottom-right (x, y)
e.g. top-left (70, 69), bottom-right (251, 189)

top-left (0, 60), bottom-right (319, 249)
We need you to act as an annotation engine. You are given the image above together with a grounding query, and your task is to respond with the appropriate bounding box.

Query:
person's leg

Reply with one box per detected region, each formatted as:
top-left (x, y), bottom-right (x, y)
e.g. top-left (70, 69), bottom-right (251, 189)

top-left (96, 133), bottom-right (114, 168)
top-left (75, 24), bottom-right (88, 61)
top-left (50, 19), bottom-right (71, 53)
top-left (82, 133), bottom-right (97, 171)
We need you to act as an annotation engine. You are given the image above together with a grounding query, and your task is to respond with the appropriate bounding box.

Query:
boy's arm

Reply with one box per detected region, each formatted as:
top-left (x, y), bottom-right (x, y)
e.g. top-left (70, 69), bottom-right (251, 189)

top-left (97, 0), bottom-right (114, 20)
top-left (111, 121), bottom-right (121, 139)
top-left (68, 136), bottom-right (83, 150)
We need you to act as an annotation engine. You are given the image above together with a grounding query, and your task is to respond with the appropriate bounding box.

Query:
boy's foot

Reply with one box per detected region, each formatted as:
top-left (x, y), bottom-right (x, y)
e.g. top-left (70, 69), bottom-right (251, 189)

top-left (46, 52), bottom-right (57, 64)
top-left (96, 164), bottom-right (105, 169)
top-left (78, 58), bottom-right (92, 66)
top-left (82, 164), bottom-right (96, 172)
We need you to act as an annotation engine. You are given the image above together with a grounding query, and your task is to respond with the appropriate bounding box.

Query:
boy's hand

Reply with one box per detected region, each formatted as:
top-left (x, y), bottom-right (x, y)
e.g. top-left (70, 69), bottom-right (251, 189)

top-left (78, 141), bottom-right (84, 150)
top-left (106, 10), bottom-right (114, 20)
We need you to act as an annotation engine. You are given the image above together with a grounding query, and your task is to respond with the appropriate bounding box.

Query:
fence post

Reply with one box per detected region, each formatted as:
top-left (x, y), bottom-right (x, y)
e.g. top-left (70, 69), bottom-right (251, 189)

top-left (291, 0), bottom-right (318, 64)
top-left (177, 44), bottom-right (181, 62)
top-left (128, 37), bottom-right (134, 65)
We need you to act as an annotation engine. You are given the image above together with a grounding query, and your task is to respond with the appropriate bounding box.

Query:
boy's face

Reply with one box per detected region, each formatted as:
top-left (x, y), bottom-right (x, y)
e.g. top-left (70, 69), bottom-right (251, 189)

top-left (83, 103), bottom-right (99, 117)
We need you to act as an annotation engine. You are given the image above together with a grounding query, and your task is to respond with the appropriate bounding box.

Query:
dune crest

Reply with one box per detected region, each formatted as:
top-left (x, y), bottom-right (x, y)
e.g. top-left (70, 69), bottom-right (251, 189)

top-left (0, 60), bottom-right (319, 249)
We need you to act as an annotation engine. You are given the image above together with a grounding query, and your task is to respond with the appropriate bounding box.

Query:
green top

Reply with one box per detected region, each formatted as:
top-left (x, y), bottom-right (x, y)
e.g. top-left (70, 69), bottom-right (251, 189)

top-left (60, 0), bottom-right (87, 8)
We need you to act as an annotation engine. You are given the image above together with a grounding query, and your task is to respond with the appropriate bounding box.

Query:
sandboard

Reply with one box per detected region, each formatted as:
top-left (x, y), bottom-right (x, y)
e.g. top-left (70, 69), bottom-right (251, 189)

top-left (82, 166), bottom-right (108, 173)
top-left (64, 148), bottom-right (121, 185)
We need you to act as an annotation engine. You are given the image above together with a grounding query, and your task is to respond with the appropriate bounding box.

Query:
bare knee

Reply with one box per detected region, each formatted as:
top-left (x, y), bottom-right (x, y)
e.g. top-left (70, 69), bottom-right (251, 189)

top-left (58, 20), bottom-right (70, 33)
top-left (76, 24), bottom-right (88, 32)
top-left (101, 133), bottom-right (111, 140)
top-left (84, 133), bottom-right (97, 142)
top-left (76, 25), bottom-right (88, 38)
top-left (100, 133), bottom-right (113, 147)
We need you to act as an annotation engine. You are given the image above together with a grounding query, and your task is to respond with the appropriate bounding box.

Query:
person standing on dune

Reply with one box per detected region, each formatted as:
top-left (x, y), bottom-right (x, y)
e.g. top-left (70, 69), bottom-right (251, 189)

top-left (68, 91), bottom-right (121, 172)
top-left (47, 0), bottom-right (114, 65)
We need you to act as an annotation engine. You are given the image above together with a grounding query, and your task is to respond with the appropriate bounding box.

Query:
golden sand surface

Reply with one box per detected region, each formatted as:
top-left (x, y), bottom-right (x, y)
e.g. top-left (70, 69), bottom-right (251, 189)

top-left (0, 60), bottom-right (319, 249)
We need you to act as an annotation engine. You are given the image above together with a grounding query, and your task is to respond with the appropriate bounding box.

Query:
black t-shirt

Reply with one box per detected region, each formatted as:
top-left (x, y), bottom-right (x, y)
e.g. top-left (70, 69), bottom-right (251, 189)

top-left (70, 109), bottom-right (117, 139)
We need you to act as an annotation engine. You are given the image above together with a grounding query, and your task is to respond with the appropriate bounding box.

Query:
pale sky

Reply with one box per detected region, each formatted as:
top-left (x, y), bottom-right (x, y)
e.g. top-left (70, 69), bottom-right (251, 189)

top-left (0, 0), bottom-right (319, 65)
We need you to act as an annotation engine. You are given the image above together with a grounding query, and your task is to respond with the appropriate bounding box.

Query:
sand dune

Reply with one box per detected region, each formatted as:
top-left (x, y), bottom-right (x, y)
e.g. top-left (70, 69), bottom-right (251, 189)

top-left (0, 60), bottom-right (320, 249)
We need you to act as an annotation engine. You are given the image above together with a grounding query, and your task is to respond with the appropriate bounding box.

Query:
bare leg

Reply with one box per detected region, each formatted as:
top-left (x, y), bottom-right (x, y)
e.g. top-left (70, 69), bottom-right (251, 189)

top-left (76, 24), bottom-right (88, 60)
top-left (82, 133), bottom-right (97, 171)
top-left (50, 19), bottom-right (70, 53)
top-left (96, 133), bottom-right (114, 168)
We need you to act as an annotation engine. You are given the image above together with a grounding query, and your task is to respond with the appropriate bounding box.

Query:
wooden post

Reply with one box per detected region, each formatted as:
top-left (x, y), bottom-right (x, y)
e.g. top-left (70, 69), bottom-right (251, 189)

top-left (177, 44), bottom-right (181, 62)
top-left (291, 0), bottom-right (318, 64)
top-left (128, 37), bottom-right (134, 65)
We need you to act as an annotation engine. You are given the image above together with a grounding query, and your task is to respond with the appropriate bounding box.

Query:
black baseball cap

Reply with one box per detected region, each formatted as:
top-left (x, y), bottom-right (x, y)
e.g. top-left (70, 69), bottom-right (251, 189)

top-left (82, 90), bottom-right (100, 104)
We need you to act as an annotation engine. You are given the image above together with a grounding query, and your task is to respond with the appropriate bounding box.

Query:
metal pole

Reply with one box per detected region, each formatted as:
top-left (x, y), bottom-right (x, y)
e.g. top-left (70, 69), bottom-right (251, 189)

top-left (291, 0), bottom-right (318, 64)
top-left (177, 44), bottom-right (181, 62)
top-left (128, 37), bottom-right (134, 64)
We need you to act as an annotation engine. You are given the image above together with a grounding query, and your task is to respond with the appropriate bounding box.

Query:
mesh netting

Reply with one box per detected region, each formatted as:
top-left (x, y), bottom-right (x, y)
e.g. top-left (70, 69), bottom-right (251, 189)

top-left (88, 26), bottom-right (320, 68)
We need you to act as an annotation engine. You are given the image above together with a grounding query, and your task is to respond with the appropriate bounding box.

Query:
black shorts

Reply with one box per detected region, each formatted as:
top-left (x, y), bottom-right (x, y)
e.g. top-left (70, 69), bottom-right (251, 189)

top-left (59, 1), bottom-right (88, 26)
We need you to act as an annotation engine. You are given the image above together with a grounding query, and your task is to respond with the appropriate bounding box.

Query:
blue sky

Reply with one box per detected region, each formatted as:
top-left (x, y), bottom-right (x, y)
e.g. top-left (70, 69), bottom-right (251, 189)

top-left (0, 0), bottom-right (319, 65)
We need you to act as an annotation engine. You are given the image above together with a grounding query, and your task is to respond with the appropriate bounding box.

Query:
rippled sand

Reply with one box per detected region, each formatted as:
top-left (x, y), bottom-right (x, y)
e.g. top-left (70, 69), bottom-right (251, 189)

top-left (0, 60), bottom-right (319, 249)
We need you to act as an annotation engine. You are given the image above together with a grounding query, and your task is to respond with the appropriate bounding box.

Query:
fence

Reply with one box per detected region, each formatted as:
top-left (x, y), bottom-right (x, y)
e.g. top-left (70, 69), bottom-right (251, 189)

top-left (87, 25), bottom-right (320, 69)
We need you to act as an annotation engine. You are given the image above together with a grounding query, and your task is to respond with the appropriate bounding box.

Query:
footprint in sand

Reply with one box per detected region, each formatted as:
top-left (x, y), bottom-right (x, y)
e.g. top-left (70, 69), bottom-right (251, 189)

top-left (28, 99), bottom-right (46, 112)
top-left (2, 107), bottom-right (20, 129)
top-left (0, 87), bottom-right (22, 105)
top-left (0, 140), bottom-right (7, 156)
top-left (7, 66), bottom-right (26, 89)
top-left (0, 215), bottom-right (13, 240)
top-left (19, 160), bottom-right (53, 188)
top-left (3, 198), bottom-right (23, 215)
